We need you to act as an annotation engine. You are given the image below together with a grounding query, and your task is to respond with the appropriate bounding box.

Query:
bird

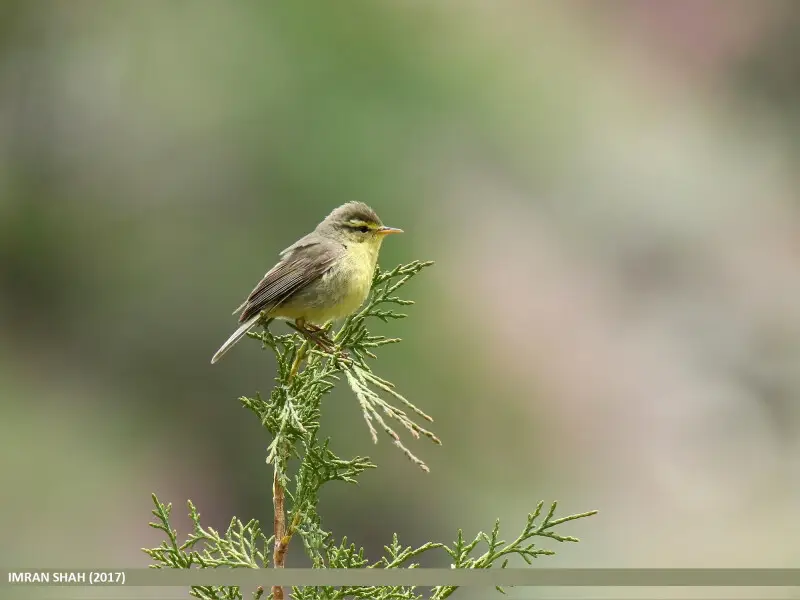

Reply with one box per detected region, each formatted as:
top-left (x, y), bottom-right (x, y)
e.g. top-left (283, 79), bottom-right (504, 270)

top-left (211, 202), bottom-right (403, 364)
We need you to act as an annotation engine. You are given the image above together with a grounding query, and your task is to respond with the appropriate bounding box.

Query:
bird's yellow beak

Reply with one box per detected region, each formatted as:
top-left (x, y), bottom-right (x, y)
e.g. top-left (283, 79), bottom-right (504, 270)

top-left (377, 226), bottom-right (403, 235)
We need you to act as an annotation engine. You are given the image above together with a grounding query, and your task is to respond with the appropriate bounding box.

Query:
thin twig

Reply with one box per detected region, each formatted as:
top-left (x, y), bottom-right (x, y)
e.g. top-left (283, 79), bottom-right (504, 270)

top-left (288, 339), bottom-right (309, 381)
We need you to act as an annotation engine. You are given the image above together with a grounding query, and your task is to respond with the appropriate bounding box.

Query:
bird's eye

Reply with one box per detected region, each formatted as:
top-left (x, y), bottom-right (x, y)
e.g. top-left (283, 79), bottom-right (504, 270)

top-left (357, 225), bottom-right (370, 233)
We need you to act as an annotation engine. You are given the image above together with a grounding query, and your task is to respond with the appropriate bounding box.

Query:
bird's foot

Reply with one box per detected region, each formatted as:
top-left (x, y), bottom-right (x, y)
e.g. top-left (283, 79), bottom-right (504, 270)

top-left (302, 322), bottom-right (326, 334)
top-left (292, 320), bottom-right (345, 357)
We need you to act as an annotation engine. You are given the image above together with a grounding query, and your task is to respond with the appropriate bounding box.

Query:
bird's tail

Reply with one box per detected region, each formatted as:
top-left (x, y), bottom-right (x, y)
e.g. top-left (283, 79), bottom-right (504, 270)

top-left (210, 314), bottom-right (260, 364)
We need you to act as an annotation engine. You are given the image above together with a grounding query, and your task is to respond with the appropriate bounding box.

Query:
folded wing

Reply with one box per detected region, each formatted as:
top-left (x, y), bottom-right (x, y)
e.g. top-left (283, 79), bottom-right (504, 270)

top-left (237, 241), bottom-right (342, 323)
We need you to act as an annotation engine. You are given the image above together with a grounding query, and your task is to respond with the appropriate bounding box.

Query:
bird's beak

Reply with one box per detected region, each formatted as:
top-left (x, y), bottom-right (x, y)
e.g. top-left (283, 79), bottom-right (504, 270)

top-left (377, 226), bottom-right (403, 235)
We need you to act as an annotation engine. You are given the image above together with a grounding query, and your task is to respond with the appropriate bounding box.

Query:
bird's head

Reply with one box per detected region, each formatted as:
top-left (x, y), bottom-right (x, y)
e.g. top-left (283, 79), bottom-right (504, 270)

top-left (319, 202), bottom-right (403, 247)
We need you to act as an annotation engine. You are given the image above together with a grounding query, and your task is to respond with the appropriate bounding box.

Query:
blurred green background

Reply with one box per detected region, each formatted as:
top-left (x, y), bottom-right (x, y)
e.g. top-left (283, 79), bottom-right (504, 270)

top-left (3, 1), bottom-right (800, 597)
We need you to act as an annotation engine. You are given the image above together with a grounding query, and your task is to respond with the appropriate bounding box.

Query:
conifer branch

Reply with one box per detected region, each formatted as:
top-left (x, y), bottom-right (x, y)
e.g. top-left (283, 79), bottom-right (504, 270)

top-left (142, 259), bottom-right (597, 600)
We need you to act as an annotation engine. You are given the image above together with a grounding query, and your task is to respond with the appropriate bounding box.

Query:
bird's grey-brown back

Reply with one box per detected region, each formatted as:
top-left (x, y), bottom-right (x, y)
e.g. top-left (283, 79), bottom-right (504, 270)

top-left (237, 238), bottom-right (343, 323)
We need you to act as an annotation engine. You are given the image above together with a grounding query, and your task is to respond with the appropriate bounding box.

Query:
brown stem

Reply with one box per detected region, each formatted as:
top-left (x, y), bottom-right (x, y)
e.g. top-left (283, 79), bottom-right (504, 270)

top-left (272, 467), bottom-right (304, 599)
top-left (272, 468), bottom-right (286, 600)
top-left (276, 513), bottom-right (301, 562)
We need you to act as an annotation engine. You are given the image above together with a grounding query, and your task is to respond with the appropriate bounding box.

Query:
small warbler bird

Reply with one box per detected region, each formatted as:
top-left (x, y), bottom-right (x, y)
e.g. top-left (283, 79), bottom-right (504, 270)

top-left (211, 202), bottom-right (403, 364)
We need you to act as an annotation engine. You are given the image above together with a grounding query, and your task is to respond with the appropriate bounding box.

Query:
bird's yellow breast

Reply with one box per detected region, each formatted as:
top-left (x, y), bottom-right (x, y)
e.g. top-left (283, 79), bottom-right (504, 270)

top-left (324, 241), bottom-right (379, 320)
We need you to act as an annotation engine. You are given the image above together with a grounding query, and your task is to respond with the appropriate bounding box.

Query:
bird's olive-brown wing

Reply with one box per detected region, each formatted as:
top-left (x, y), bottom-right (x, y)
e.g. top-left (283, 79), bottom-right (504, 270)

top-left (238, 241), bottom-right (342, 323)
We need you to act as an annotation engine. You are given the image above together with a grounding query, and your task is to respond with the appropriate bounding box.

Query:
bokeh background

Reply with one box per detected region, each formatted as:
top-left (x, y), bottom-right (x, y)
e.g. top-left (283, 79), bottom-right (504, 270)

top-left (2, 1), bottom-right (800, 598)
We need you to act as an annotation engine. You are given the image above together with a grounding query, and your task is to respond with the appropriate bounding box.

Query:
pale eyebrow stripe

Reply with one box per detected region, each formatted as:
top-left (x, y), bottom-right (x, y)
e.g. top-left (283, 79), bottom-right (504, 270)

top-left (347, 219), bottom-right (379, 228)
